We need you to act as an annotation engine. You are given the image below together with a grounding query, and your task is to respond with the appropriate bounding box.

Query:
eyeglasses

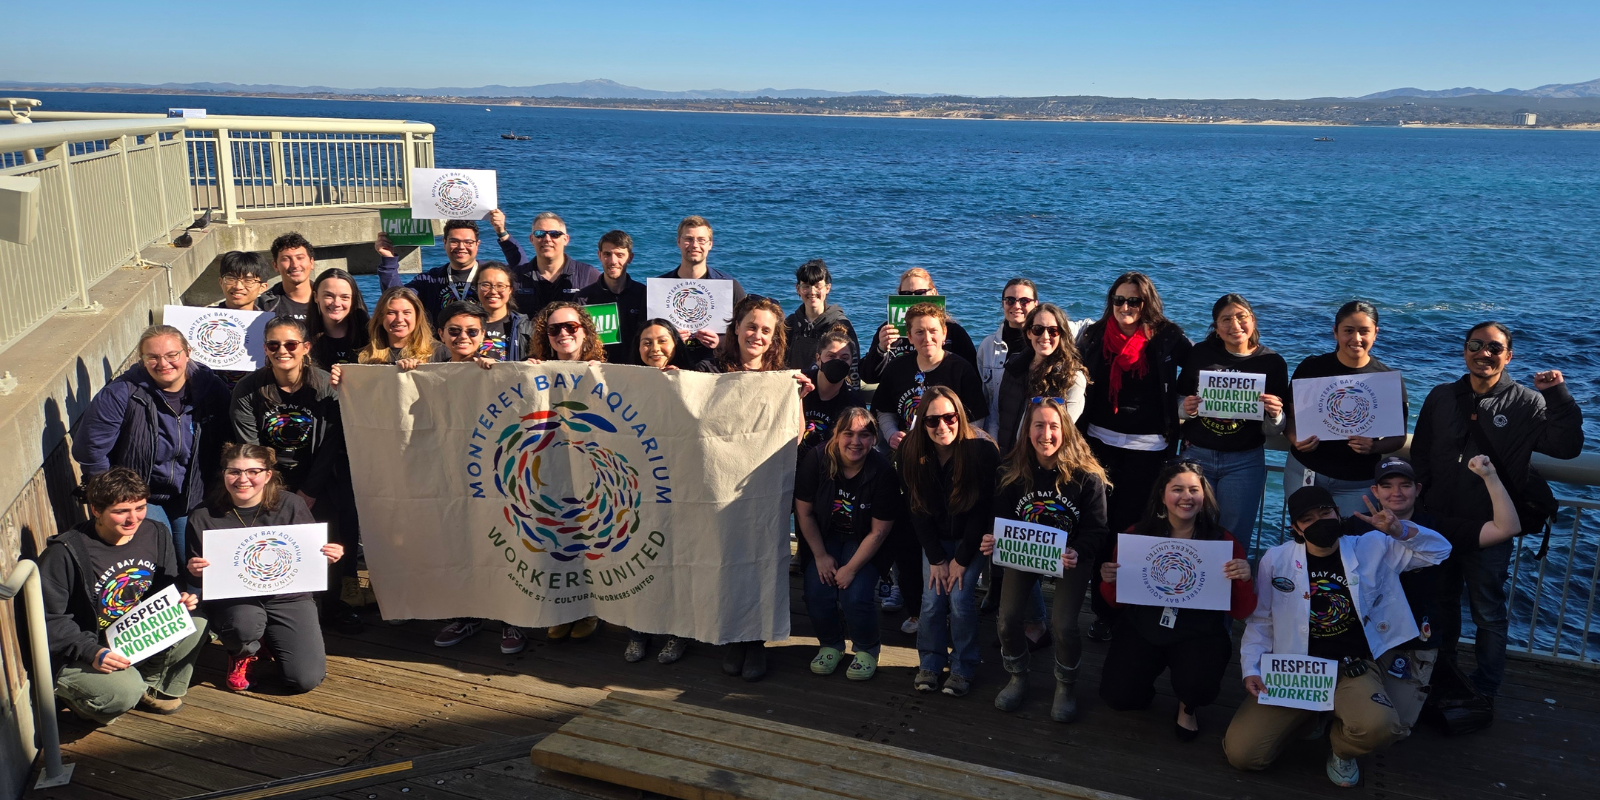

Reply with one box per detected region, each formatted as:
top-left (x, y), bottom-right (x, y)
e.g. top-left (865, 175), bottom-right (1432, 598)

top-left (476, 282), bottom-right (512, 292)
top-left (1030, 396), bottom-right (1066, 405)
top-left (264, 340), bottom-right (304, 353)
top-left (1028, 324), bottom-right (1061, 338)
top-left (141, 351), bottom-right (186, 365)
top-left (897, 288), bottom-right (934, 296)
top-left (445, 238), bottom-right (479, 248)
top-left (445, 326), bottom-right (483, 338)
top-left (680, 236), bottom-right (711, 246)
top-left (1466, 339), bottom-right (1508, 356)
top-left (224, 467), bottom-right (270, 479)
top-left (925, 411), bottom-right (961, 429)
top-left (1218, 312), bottom-right (1252, 327)
top-left (548, 321), bottom-right (582, 336)
top-left (1002, 296), bottom-right (1036, 307)
top-left (1111, 296), bottom-right (1145, 309)
top-left (221, 276), bottom-right (262, 288)
top-left (531, 230), bottom-right (566, 239)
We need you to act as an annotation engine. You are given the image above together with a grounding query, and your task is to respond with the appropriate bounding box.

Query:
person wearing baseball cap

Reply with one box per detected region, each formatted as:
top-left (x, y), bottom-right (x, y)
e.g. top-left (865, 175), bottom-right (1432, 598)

top-left (1224, 484), bottom-right (1451, 787)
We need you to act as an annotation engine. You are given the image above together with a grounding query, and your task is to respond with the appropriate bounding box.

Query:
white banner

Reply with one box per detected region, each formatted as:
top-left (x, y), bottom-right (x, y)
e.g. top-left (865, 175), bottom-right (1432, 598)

top-left (1292, 371), bottom-right (1406, 441)
top-left (991, 518), bottom-right (1065, 578)
top-left (1258, 654), bottom-right (1339, 711)
top-left (647, 278), bottom-right (735, 334)
top-left (106, 585), bottom-right (196, 665)
top-left (337, 362), bottom-right (800, 644)
top-left (163, 305), bottom-right (271, 371)
top-left (409, 168), bottom-right (498, 220)
top-left (201, 523), bottom-right (329, 600)
top-left (1114, 533), bottom-right (1234, 611)
top-left (1197, 370), bottom-right (1266, 421)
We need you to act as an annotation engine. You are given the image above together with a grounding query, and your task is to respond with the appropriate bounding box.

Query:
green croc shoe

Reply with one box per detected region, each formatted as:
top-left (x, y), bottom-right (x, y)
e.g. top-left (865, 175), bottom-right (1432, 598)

top-left (810, 647), bottom-right (844, 675)
top-left (846, 651), bottom-right (879, 681)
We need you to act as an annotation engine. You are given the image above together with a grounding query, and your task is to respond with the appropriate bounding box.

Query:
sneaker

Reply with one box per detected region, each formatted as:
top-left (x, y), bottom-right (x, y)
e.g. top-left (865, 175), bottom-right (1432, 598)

top-left (1326, 753), bottom-right (1360, 788)
top-left (624, 639), bottom-right (648, 662)
top-left (913, 669), bottom-right (940, 692)
top-left (900, 616), bottom-right (920, 635)
top-left (569, 617), bottom-right (600, 641)
top-left (657, 637), bottom-right (689, 664)
top-left (225, 652), bottom-right (257, 692)
top-left (500, 625), bottom-right (526, 654)
top-left (880, 582), bottom-right (903, 612)
top-left (138, 689), bottom-right (184, 714)
top-left (1087, 618), bottom-right (1113, 642)
top-left (547, 622), bottom-right (573, 641)
top-left (941, 673), bottom-right (972, 697)
top-left (434, 619), bottom-right (482, 647)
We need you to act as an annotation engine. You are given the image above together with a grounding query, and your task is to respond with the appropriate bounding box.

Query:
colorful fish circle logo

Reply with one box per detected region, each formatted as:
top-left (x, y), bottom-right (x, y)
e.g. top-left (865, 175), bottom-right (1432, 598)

top-left (1320, 381), bottom-right (1378, 436)
top-left (241, 535), bottom-right (296, 587)
top-left (264, 408), bottom-right (315, 449)
top-left (190, 313), bottom-right (248, 365)
top-left (492, 401), bottom-right (643, 562)
top-left (667, 282), bottom-right (715, 330)
top-left (431, 174), bottom-right (480, 217)
top-left (1018, 498), bottom-right (1067, 524)
top-left (99, 567), bottom-right (153, 625)
top-left (1145, 547), bottom-right (1201, 598)
top-left (1310, 577), bottom-right (1355, 630)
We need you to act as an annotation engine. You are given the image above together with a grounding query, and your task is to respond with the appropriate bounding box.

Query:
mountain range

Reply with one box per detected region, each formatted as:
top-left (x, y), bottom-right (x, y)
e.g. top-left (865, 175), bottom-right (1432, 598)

top-left (1356, 78), bottom-right (1600, 99)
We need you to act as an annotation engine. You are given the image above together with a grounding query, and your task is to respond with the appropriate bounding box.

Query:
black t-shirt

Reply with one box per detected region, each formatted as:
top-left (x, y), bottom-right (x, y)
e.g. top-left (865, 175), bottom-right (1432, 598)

top-left (795, 451), bottom-right (901, 540)
top-left (576, 276), bottom-right (648, 366)
top-left (187, 494), bottom-right (318, 599)
top-left (480, 317), bottom-right (512, 361)
top-left (1306, 550), bottom-right (1372, 661)
top-left (1291, 352), bottom-right (1408, 481)
top-left (83, 523), bottom-right (164, 631)
top-left (252, 384), bottom-right (324, 488)
top-left (1178, 339), bottom-right (1291, 452)
top-left (312, 332), bottom-right (361, 368)
top-left (800, 378), bottom-right (866, 463)
top-left (870, 353), bottom-right (988, 430)
top-left (261, 286), bottom-right (312, 321)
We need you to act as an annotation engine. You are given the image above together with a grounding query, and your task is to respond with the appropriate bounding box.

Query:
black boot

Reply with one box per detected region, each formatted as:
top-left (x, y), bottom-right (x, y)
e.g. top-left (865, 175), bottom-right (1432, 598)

top-left (742, 642), bottom-right (768, 682)
top-left (722, 641), bottom-right (747, 676)
top-left (994, 652), bottom-right (1029, 712)
top-left (1052, 659), bottom-right (1080, 723)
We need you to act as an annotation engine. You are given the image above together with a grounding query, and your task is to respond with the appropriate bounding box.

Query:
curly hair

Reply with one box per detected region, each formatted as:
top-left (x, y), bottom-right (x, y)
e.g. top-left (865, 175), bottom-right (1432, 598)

top-left (531, 301), bottom-right (607, 362)
top-left (85, 467), bottom-right (149, 513)
top-left (716, 295), bottom-right (788, 372)
top-left (1023, 303), bottom-right (1085, 398)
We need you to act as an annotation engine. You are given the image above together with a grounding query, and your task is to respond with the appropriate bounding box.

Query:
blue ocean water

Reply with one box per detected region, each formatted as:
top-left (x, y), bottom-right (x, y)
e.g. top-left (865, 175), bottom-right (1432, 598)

top-left (34, 92), bottom-right (1600, 657)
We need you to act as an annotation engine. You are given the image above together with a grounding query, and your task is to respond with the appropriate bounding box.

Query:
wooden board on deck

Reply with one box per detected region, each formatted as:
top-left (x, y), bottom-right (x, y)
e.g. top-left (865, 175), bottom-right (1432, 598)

top-left (530, 691), bottom-right (1135, 800)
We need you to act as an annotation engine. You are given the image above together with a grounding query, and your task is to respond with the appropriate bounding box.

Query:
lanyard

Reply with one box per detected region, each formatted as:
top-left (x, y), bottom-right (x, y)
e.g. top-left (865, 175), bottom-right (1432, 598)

top-left (445, 264), bottom-right (479, 303)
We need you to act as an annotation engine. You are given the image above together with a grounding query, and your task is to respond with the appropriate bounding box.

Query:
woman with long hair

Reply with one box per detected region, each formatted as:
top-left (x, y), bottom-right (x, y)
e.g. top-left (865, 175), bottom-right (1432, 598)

top-left (471, 261), bottom-right (533, 362)
top-left (527, 300), bottom-right (607, 363)
top-left (186, 443), bottom-right (344, 693)
top-left (978, 399), bottom-right (1108, 721)
top-left (1097, 461), bottom-right (1255, 740)
top-left (307, 268), bottom-right (371, 369)
top-left (1077, 272), bottom-right (1192, 641)
top-left (795, 407), bottom-right (899, 681)
top-left (357, 287), bottom-right (434, 367)
top-left (1177, 294), bottom-right (1290, 545)
top-left (900, 386), bottom-right (1000, 698)
top-left (231, 316), bottom-right (345, 503)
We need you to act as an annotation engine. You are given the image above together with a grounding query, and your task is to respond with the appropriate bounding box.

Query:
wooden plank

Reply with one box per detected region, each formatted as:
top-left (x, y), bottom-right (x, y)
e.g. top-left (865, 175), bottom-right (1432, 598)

top-left (533, 734), bottom-right (843, 800)
top-left (61, 733), bottom-right (271, 794)
top-left (26, 752), bottom-right (202, 800)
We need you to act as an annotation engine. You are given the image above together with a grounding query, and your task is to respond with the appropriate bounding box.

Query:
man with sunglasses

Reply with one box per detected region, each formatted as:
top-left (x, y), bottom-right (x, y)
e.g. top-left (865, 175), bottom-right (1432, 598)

top-left (495, 211), bottom-right (599, 318)
top-left (377, 213), bottom-right (525, 327)
top-left (1409, 321), bottom-right (1583, 700)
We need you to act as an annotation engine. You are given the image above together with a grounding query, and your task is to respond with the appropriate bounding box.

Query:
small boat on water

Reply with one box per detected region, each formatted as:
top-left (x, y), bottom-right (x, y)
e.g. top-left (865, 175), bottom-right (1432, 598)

top-left (501, 131), bottom-right (531, 140)
top-left (1313, 136), bottom-right (1334, 141)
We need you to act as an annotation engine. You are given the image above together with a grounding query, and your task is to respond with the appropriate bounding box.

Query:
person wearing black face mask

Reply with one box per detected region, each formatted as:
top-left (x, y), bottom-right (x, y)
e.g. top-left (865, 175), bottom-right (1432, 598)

top-left (1224, 486), bottom-right (1451, 788)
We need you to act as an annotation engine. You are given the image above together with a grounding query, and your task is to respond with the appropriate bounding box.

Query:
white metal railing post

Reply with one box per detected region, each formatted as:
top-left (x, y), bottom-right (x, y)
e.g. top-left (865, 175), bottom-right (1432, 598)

top-left (46, 141), bottom-right (95, 311)
top-left (1, 561), bottom-right (76, 788)
top-left (151, 133), bottom-right (171, 241)
top-left (402, 130), bottom-right (416, 200)
top-left (116, 135), bottom-right (142, 263)
top-left (215, 127), bottom-right (240, 224)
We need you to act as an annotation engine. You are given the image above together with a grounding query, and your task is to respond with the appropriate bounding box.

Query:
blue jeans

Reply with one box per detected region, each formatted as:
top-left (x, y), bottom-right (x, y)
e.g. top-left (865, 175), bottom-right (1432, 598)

top-left (917, 541), bottom-right (987, 679)
top-left (1184, 444), bottom-right (1267, 544)
top-left (1282, 452), bottom-right (1375, 518)
top-left (144, 499), bottom-right (190, 582)
top-left (803, 537), bottom-right (881, 656)
top-left (1437, 540), bottom-right (1512, 696)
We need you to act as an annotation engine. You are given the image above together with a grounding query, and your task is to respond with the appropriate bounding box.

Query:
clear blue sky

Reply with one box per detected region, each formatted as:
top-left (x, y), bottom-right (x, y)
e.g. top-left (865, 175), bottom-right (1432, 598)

top-left (6, 1), bottom-right (1596, 98)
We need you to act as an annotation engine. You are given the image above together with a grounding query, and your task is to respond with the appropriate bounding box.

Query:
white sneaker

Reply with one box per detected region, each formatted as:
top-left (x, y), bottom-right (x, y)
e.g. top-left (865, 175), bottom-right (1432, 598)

top-left (1326, 753), bottom-right (1360, 788)
top-left (878, 580), bottom-right (902, 612)
top-left (900, 616), bottom-right (920, 635)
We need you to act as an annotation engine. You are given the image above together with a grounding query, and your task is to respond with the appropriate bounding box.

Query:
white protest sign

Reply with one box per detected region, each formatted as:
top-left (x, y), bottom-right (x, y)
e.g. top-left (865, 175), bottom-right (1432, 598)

top-left (201, 523), bottom-right (328, 600)
top-left (1257, 654), bottom-right (1338, 711)
top-left (991, 518), bottom-right (1065, 578)
top-left (163, 305), bottom-right (272, 371)
top-left (647, 278), bottom-right (736, 334)
top-left (1115, 533), bottom-right (1234, 611)
top-left (1197, 370), bottom-right (1266, 421)
top-left (105, 585), bottom-right (195, 665)
top-left (1291, 371), bottom-right (1405, 441)
top-left (410, 168), bottom-right (498, 220)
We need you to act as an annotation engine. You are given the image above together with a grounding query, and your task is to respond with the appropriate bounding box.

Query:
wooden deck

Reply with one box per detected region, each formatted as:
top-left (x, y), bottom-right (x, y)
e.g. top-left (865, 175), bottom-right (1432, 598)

top-left (23, 573), bottom-right (1600, 800)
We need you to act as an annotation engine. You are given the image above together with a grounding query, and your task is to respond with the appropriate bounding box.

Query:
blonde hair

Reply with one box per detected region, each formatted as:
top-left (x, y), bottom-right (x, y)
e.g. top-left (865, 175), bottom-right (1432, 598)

top-left (998, 399), bottom-right (1108, 495)
top-left (898, 268), bottom-right (935, 293)
top-left (677, 215), bottom-right (713, 239)
top-left (360, 287), bottom-right (435, 364)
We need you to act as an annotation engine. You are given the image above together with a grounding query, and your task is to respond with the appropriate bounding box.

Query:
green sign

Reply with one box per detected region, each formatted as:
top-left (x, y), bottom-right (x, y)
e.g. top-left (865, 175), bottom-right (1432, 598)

top-left (584, 303), bottom-right (620, 345)
top-left (887, 294), bottom-right (946, 329)
top-left (379, 208), bottom-right (437, 247)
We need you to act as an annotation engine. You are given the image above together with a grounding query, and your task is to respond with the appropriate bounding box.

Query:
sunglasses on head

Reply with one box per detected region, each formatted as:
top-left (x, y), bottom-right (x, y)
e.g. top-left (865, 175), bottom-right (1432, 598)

top-left (264, 340), bottom-right (304, 353)
top-left (1002, 296), bottom-right (1036, 307)
top-left (924, 411), bottom-right (961, 429)
top-left (445, 326), bottom-right (482, 338)
top-left (1111, 296), bottom-right (1145, 309)
top-left (547, 321), bottom-right (582, 336)
top-left (1466, 339), bottom-right (1508, 356)
top-left (1029, 324), bottom-right (1061, 338)
top-left (1029, 396), bottom-right (1066, 405)
top-left (897, 288), bottom-right (933, 296)
top-left (531, 229), bottom-right (566, 239)
top-left (1164, 456), bottom-right (1202, 468)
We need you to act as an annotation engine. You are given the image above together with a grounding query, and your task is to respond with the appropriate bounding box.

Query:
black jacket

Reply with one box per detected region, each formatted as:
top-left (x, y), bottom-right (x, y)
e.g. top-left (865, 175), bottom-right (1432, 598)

top-left (860, 320), bottom-right (978, 383)
top-left (902, 437), bottom-right (1001, 567)
top-left (576, 276), bottom-right (648, 365)
top-left (229, 367), bottom-right (346, 497)
top-left (799, 447), bottom-right (894, 542)
top-left (1412, 374), bottom-right (1584, 523)
top-left (38, 520), bottom-right (181, 670)
top-left (1076, 321), bottom-right (1192, 449)
top-left (785, 305), bottom-right (860, 374)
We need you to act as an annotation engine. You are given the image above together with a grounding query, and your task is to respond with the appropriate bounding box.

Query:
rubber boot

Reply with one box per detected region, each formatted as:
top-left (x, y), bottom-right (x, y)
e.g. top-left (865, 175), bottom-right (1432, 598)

top-left (994, 652), bottom-right (1030, 712)
top-left (1052, 659), bottom-right (1080, 723)
top-left (722, 641), bottom-right (747, 676)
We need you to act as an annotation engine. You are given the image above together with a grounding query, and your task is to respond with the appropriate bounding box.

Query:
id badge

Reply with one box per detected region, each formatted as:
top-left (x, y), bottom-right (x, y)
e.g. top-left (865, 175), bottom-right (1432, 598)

top-left (1160, 607), bottom-right (1178, 629)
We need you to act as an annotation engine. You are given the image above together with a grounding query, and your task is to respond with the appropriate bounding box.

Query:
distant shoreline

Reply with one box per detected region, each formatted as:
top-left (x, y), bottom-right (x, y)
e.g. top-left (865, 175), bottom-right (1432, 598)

top-left (14, 87), bottom-right (1597, 131)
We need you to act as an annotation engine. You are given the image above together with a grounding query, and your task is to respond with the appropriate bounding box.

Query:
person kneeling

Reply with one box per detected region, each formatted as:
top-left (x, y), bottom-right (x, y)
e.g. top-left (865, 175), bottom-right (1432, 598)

top-left (41, 469), bottom-right (207, 723)
top-left (187, 444), bottom-right (343, 693)
top-left (1224, 486), bottom-right (1451, 788)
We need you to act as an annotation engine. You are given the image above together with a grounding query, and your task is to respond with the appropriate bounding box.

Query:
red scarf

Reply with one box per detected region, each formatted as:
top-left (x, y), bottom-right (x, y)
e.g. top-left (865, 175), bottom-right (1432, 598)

top-left (1102, 324), bottom-right (1150, 414)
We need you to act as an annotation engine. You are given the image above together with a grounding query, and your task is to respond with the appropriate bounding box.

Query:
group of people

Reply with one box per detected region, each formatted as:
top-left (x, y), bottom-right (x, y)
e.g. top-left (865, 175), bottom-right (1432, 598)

top-left (41, 210), bottom-right (1583, 789)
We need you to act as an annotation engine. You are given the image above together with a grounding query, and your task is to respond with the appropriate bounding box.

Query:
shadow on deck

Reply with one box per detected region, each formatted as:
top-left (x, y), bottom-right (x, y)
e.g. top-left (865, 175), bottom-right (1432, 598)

top-left (22, 575), bottom-right (1599, 800)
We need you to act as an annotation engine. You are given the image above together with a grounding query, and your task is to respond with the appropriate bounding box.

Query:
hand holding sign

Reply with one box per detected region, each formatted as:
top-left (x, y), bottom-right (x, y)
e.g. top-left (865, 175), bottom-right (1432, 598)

top-left (1256, 654), bottom-right (1339, 711)
top-left (1291, 371), bottom-right (1406, 441)
top-left (1196, 371), bottom-right (1268, 421)
top-left (1114, 533), bottom-right (1234, 610)
top-left (105, 585), bottom-right (198, 665)
top-left (991, 518), bottom-right (1068, 578)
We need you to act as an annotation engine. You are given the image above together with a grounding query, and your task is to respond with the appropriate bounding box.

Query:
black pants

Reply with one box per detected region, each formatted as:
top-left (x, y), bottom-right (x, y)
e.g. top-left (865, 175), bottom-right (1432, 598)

top-left (1086, 439), bottom-right (1167, 621)
top-left (211, 594), bottom-right (327, 693)
top-left (1099, 623), bottom-right (1232, 712)
top-left (874, 517), bottom-right (924, 618)
top-left (998, 565), bottom-right (1089, 670)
